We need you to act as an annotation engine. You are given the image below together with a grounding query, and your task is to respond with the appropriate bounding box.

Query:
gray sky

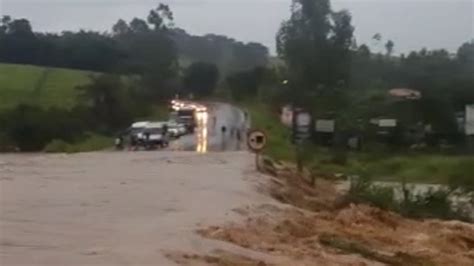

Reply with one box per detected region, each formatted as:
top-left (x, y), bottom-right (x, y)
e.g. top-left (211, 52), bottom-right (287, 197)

top-left (1, 0), bottom-right (473, 55)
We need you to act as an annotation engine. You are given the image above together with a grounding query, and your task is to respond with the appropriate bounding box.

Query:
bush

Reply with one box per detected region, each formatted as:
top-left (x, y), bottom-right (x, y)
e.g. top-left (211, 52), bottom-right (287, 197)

top-left (69, 134), bottom-right (112, 152)
top-left (0, 102), bottom-right (122, 152)
top-left (44, 139), bottom-right (70, 153)
top-left (347, 177), bottom-right (397, 210)
top-left (448, 160), bottom-right (474, 194)
top-left (347, 177), bottom-right (472, 222)
top-left (0, 104), bottom-right (89, 151)
top-left (398, 188), bottom-right (459, 220)
top-left (44, 134), bottom-right (112, 153)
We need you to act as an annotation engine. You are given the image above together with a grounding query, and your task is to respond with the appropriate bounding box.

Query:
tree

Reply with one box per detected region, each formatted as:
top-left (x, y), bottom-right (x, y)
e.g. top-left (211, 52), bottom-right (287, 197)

top-left (357, 44), bottom-right (371, 58)
top-left (129, 18), bottom-right (150, 34)
top-left (183, 62), bottom-right (219, 97)
top-left (6, 18), bottom-right (34, 35)
top-left (0, 15), bottom-right (12, 34)
top-left (231, 42), bottom-right (269, 71)
top-left (171, 29), bottom-right (269, 76)
top-left (112, 19), bottom-right (130, 37)
top-left (114, 4), bottom-right (178, 99)
top-left (372, 33), bottom-right (382, 42)
top-left (276, 0), bottom-right (354, 109)
top-left (76, 75), bottom-right (133, 131)
top-left (132, 28), bottom-right (178, 100)
top-left (0, 17), bottom-right (38, 64)
top-left (457, 40), bottom-right (474, 66)
top-left (226, 67), bottom-right (266, 101)
top-left (148, 4), bottom-right (174, 31)
top-left (385, 40), bottom-right (394, 56)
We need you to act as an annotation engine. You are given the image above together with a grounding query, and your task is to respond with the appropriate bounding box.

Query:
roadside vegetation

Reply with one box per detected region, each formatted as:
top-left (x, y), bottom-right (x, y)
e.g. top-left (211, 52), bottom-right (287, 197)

top-left (242, 101), bottom-right (294, 161)
top-left (247, 100), bottom-right (474, 222)
top-left (223, 0), bottom-right (474, 223)
top-left (44, 134), bottom-right (113, 153)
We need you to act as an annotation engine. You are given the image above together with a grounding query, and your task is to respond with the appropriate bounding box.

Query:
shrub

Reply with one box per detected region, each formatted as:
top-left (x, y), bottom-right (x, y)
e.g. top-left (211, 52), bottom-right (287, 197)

top-left (399, 188), bottom-right (454, 219)
top-left (347, 176), bottom-right (397, 210)
top-left (448, 160), bottom-right (474, 194)
top-left (44, 134), bottom-right (112, 153)
top-left (0, 132), bottom-right (16, 152)
top-left (44, 139), bottom-right (70, 153)
top-left (0, 104), bottom-right (88, 151)
top-left (347, 177), bottom-right (472, 222)
top-left (69, 134), bottom-right (112, 152)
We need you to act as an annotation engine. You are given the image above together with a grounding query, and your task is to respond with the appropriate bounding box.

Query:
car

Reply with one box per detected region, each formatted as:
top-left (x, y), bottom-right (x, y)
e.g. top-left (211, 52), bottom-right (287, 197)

top-left (128, 121), bottom-right (150, 145)
top-left (142, 122), bottom-right (169, 148)
top-left (171, 109), bottom-right (196, 133)
top-left (167, 121), bottom-right (187, 138)
top-left (129, 121), bottom-right (149, 134)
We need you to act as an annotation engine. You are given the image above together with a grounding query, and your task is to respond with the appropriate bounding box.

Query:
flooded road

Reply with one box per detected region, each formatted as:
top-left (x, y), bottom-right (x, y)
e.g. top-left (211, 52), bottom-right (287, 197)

top-left (0, 151), bottom-right (272, 265)
top-left (170, 103), bottom-right (248, 152)
top-left (0, 102), bottom-right (260, 265)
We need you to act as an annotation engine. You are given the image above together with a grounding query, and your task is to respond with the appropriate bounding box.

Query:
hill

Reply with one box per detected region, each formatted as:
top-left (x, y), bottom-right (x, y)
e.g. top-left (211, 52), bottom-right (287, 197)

top-left (0, 63), bottom-right (92, 110)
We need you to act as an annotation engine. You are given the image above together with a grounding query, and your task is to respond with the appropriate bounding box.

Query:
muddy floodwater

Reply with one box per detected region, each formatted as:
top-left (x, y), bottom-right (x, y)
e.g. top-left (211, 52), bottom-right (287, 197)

top-left (0, 151), bottom-right (273, 265)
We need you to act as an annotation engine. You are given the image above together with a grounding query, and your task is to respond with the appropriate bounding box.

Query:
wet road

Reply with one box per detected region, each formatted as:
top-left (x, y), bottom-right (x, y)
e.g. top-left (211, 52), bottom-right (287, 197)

top-left (0, 103), bottom-right (262, 266)
top-left (169, 103), bottom-right (249, 152)
top-left (0, 152), bottom-right (275, 266)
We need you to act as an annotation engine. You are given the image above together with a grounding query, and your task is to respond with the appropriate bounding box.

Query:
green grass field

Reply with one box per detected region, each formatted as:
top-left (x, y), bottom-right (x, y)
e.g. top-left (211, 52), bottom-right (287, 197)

top-left (0, 63), bottom-right (92, 110)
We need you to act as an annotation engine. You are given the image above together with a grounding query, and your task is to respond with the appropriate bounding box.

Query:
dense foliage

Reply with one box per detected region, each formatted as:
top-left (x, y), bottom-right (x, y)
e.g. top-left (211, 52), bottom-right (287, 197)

top-left (0, 3), bottom-right (270, 151)
top-left (183, 62), bottom-right (219, 97)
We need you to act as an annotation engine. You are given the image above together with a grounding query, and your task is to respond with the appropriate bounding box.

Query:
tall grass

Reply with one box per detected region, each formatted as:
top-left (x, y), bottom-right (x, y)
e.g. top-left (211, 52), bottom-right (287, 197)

top-left (242, 101), bottom-right (295, 161)
top-left (352, 155), bottom-right (474, 184)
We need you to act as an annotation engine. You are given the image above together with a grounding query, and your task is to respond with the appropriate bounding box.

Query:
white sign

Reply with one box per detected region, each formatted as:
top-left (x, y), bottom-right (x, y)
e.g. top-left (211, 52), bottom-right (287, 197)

top-left (378, 119), bottom-right (397, 128)
top-left (466, 104), bottom-right (474, 135)
top-left (315, 120), bottom-right (335, 133)
top-left (280, 106), bottom-right (293, 127)
top-left (296, 112), bottom-right (312, 127)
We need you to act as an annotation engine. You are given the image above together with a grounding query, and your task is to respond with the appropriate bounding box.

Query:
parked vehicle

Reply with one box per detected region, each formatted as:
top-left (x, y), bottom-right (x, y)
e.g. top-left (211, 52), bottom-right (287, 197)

top-left (129, 121), bottom-right (149, 138)
top-left (167, 121), bottom-right (187, 138)
top-left (126, 121), bottom-right (149, 148)
top-left (142, 122), bottom-right (169, 149)
top-left (176, 109), bottom-right (196, 133)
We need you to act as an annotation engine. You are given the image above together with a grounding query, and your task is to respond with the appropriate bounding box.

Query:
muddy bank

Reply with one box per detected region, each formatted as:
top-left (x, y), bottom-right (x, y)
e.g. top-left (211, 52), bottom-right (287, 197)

top-left (189, 161), bottom-right (474, 266)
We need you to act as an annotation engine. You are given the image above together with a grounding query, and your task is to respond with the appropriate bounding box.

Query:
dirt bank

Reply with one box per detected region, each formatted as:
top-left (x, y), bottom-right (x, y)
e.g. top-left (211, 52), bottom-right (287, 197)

top-left (192, 161), bottom-right (474, 266)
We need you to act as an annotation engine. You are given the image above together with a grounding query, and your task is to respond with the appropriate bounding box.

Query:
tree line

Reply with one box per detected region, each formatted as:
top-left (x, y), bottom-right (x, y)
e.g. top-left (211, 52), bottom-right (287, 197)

top-left (0, 4), bottom-right (269, 151)
top-left (0, 0), bottom-right (473, 151)
top-left (0, 13), bottom-right (268, 75)
top-left (233, 0), bottom-right (474, 147)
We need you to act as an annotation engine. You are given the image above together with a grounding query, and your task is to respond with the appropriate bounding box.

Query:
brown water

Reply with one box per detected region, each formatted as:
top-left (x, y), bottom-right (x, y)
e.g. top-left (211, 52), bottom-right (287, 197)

top-left (0, 151), bottom-right (273, 266)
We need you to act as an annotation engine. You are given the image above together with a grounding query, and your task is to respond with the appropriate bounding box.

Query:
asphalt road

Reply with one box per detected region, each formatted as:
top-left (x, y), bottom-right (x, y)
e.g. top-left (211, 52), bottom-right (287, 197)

top-left (169, 103), bottom-right (249, 152)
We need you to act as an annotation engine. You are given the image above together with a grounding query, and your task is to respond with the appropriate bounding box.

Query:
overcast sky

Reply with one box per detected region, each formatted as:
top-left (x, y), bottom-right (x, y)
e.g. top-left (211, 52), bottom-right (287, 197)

top-left (1, 0), bottom-right (473, 55)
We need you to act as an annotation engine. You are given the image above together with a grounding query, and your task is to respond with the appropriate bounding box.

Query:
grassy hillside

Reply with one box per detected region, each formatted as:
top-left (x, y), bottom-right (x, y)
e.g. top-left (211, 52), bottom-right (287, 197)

top-left (0, 63), bottom-right (92, 110)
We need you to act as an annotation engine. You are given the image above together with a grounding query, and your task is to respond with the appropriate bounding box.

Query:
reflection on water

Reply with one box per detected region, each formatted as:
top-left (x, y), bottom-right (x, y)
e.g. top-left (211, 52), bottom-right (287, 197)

top-left (196, 111), bottom-right (208, 153)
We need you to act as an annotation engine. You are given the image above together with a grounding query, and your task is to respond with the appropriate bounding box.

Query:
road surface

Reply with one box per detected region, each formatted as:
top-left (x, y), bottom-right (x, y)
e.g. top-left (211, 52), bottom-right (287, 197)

top-left (169, 103), bottom-right (248, 152)
top-left (0, 102), bottom-right (264, 265)
top-left (0, 151), bottom-right (274, 265)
